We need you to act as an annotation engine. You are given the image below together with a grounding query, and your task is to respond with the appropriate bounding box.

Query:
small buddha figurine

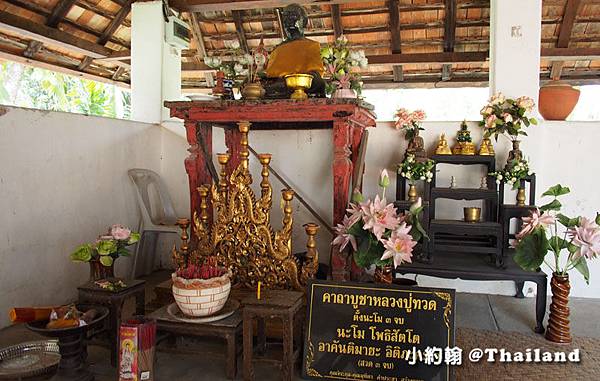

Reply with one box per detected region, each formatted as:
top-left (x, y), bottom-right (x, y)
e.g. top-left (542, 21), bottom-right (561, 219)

top-left (405, 129), bottom-right (427, 160)
top-left (262, 4), bottom-right (326, 98)
top-left (478, 137), bottom-right (495, 156)
top-left (435, 133), bottom-right (452, 155)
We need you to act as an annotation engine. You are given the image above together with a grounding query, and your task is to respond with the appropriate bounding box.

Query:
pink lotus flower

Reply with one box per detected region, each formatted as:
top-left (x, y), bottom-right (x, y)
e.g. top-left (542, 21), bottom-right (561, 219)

top-left (489, 92), bottom-right (505, 105)
top-left (361, 195), bottom-right (400, 240)
top-left (332, 215), bottom-right (358, 252)
top-left (569, 217), bottom-right (600, 259)
top-left (480, 106), bottom-right (493, 116)
top-left (110, 224), bottom-right (131, 240)
top-left (516, 209), bottom-right (555, 241)
top-left (380, 224), bottom-right (416, 267)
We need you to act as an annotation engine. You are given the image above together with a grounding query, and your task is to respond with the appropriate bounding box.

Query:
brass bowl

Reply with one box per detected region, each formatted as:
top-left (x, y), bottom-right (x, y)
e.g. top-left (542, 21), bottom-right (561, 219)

top-left (284, 74), bottom-right (313, 100)
top-left (464, 207), bottom-right (481, 223)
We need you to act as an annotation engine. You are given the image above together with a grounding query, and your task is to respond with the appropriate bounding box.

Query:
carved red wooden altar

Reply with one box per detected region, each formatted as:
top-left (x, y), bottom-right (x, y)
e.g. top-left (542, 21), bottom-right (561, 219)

top-left (165, 98), bottom-right (376, 281)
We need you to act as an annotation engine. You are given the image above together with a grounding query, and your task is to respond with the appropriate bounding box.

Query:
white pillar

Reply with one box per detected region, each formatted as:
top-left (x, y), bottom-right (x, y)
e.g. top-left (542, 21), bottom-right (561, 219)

top-left (489, 0), bottom-right (542, 103)
top-left (131, 1), bottom-right (182, 123)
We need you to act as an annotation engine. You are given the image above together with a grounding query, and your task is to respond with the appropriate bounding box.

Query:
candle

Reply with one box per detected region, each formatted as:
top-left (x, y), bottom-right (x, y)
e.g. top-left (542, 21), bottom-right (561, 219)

top-left (257, 281), bottom-right (262, 300)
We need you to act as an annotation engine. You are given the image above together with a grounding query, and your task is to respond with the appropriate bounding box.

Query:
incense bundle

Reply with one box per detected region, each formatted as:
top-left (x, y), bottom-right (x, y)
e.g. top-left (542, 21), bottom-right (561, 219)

top-left (9, 307), bottom-right (56, 323)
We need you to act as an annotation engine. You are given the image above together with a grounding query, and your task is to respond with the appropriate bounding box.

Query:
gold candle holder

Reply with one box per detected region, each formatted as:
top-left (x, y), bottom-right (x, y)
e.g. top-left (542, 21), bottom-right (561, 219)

top-left (464, 207), bottom-right (481, 223)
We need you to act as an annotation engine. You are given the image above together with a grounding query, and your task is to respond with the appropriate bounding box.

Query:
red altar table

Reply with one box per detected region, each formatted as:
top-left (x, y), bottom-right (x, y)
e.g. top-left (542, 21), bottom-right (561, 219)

top-left (164, 98), bottom-right (376, 280)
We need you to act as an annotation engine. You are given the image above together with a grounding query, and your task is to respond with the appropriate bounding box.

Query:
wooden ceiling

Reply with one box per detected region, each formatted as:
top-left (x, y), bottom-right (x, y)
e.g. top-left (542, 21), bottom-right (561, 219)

top-left (0, 0), bottom-right (598, 90)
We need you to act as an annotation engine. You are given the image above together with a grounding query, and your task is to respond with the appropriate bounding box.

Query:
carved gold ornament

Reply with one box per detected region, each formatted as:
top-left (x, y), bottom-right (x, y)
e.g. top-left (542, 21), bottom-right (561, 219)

top-left (173, 121), bottom-right (319, 291)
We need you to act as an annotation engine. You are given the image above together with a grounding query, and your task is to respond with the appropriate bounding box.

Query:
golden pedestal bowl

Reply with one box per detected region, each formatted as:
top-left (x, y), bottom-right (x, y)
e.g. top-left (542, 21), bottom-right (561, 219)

top-left (285, 74), bottom-right (313, 100)
top-left (464, 207), bottom-right (481, 223)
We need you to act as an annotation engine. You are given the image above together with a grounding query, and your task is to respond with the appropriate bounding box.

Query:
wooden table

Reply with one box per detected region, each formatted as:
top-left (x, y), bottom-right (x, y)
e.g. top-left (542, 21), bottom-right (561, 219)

top-left (77, 279), bottom-right (146, 366)
top-left (148, 304), bottom-right (243, 379)
top-left (164, 98), bottom-right (376, 281)
top-left (241, 290), bottom-right (304, 381)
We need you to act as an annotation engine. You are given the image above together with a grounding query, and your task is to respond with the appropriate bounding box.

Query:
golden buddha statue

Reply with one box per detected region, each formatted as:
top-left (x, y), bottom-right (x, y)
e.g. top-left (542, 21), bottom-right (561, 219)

top-left (262, 4), bottom-right (326, 98)
top-left (434, 133), bottom-right (452, 155)
top-left (478, 137), bottom-right (495, 156)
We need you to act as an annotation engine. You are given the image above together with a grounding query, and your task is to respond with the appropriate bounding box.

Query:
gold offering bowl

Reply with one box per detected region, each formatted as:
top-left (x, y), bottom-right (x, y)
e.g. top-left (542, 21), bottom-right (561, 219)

top-left (285, 74), bottom-right (313, 100)
top-left (464, 207), bottom-right (481, 223)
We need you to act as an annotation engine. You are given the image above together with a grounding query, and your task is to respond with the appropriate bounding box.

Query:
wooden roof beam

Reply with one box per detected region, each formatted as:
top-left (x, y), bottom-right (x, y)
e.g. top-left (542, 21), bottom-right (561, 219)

top-left (23, 40), bottom-right (43, 59)
top-left (188, 12), bottom-right (215, 87)
top-left (232, 10), bottom-right (250, 53)
top-left (170, 0), bottom-right (371, 12)
top-left (46, 0), bottom-right (78, 28)
top-left (331, 4), bottom-right (343, 39)
top-left (387, 0), bottom-right (403, 82)
top-left (0, 49), bottom-right (130, 88)
top-left (442, 0), bottom-right (457, 81)
top-left (551, 0), bottom-right (582, 80)
top-left (98, 1), bottom-right (132, 46)
top-left (80, 1), bottom-right (132, 71)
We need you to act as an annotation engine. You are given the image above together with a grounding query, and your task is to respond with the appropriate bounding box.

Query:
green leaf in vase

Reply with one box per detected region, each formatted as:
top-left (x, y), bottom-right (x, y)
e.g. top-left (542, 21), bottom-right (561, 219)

top-left (514, 227), bottom-right (549, 271)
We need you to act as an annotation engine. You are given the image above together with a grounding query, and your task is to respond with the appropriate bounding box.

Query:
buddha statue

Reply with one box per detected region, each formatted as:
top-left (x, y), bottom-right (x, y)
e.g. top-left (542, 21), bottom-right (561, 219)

top-left (434, 133), bottom-right (452, 155)
top-left (262, 4), bottom-right (326, 99)
top-left (478, 137), bottom-right (495, 156)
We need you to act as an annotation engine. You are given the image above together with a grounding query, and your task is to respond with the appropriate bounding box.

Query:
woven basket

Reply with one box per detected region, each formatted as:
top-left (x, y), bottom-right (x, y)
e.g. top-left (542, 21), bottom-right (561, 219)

top-left (171, 270), bottom-right (231, 317)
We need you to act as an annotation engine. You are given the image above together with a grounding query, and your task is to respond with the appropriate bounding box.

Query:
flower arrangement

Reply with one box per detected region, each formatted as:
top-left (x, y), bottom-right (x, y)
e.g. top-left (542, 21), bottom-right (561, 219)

top-left (514, 184), bottom-right (597, 283)
top-left (175, 262), bottom-right (227, 280)
top-left (320, 35), bottom-right (367, 96)
top-left (479, 92), bottom-right (538, 141)
top-left (489, 158), bottom-right (531, 189)
top-left (70, 225), bottom-right (140, 267)
top-left (332, 170), bottom-right (427, 269)
top-left (394, 108), bottom-right (426, 140)
top-left (397, 154), bottom-right (435, 185)
top-left (204, 41), bottom-right (267, 85)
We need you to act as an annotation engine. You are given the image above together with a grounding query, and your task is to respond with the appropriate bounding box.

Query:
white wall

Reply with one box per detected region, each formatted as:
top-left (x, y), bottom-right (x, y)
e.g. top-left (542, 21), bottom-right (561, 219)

top-left (160, 119), bottom-right (600, 299)
top-left (0, 106), bottom-right (161, 328)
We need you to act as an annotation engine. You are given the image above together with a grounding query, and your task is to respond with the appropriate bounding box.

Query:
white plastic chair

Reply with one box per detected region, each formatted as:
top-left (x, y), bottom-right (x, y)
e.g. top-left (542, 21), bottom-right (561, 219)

top-left (128, 168), bottom-right (179, 279)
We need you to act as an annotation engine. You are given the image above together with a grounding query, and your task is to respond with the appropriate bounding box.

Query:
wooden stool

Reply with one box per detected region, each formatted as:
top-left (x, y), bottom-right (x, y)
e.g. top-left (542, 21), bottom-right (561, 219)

top-left (78, 279), bottom-right (146, 366)
top-left (148, 304), bottom-right (242, 379)
top-left (242, 290), bottom-right (304, 381)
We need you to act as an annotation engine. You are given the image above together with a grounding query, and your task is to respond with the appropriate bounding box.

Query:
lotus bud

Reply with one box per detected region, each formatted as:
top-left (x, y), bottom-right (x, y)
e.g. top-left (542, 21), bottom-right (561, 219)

top-left (379, 169), bottom-right (390, 188)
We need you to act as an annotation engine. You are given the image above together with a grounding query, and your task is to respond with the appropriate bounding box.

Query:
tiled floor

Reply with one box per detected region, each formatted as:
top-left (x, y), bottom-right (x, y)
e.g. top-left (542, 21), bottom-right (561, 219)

top-left (1, 272), bottom-right (598, 380)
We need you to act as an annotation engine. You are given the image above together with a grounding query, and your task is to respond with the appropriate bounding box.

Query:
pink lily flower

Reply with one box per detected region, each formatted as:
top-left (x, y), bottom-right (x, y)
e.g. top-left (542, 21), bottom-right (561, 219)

top-left (569, 217), bottom-right (600, 259)
top-left (332, 215), bottom-right (358, 252)
top-left (516, 209), bottom-right (555, 241)
top-left (380, 224), bottom-right (417, 267)
top-left (361, 195), bottom-right (400, 240)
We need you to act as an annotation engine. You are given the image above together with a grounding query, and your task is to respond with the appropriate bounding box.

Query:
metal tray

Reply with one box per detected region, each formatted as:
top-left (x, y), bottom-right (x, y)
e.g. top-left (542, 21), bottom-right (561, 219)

top-left (0, 340), bottom-right (60, 380)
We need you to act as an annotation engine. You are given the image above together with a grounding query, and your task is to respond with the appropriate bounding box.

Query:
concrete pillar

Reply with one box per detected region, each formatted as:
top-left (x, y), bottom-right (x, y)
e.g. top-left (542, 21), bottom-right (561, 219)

top-left (131, 1), bottom-right (182, 123)
top-left (489, 0), bottom-right (542, 103)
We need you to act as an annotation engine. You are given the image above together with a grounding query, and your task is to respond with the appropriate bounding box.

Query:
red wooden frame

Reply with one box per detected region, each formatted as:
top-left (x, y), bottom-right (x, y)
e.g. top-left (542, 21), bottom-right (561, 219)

top-left (165, 98), bottom-right (376, 281)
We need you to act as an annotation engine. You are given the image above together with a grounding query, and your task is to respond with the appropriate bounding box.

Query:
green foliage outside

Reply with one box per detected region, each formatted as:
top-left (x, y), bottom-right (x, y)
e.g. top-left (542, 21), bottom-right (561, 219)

top-left (0, 60), bottom-right (130, 119)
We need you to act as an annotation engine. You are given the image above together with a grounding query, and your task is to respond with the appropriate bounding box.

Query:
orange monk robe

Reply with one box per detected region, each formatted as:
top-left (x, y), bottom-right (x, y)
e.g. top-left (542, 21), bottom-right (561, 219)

top-left (265, 38), bottom-right (325, 78)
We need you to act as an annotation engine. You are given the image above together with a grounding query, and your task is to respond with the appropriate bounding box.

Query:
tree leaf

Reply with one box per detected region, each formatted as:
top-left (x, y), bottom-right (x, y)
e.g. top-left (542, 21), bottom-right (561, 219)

top-left (542, 184), bottom-right (571, 197)
top-left (540, 199), bottom-right (562, 212)
top-left (596, 213), bottom-right (600, 226)
top-left (572, 256), bottom-right (589, 284)
top-left (99, 255), bottom-right (114, 267)
top-left (557, 213), bottom-right (579, 228)
top-left (514, 227), bottom-right (550, 271)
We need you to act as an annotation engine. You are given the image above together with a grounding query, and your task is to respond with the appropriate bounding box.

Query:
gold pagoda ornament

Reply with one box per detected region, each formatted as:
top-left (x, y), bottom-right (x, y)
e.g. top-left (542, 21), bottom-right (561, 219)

top-left (478, 137), bottom-right (495, 156)
top-left (434, 133), bottom-right (452, 155)
top-left (172, 121), bottom-right (319, 291)
top-left (452, 120), bottom-right (476, 155)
